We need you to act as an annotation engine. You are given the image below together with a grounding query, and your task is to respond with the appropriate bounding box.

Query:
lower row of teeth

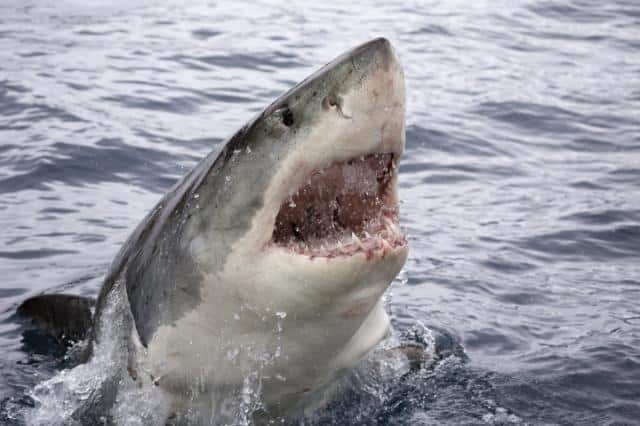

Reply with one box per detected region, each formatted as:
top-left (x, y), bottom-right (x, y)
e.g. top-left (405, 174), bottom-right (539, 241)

top-left (283, 216), bottom-right (404, 257)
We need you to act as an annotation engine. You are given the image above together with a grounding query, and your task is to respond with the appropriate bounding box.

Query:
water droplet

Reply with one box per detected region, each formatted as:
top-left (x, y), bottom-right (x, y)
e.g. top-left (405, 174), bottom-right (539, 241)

top-left (226, 348), bottom-right (239, 361)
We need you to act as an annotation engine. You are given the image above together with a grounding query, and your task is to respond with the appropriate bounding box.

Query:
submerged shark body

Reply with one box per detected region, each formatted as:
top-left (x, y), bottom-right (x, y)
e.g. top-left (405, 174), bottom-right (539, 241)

top-left (20, 38), bottom-right (407, 424)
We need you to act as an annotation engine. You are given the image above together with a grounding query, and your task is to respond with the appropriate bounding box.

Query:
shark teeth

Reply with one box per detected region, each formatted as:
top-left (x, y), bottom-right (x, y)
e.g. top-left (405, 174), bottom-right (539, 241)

top-left (351, 232), bottom-right (365, 250)
top-left (273, 213), bottom-right (405, 258)
top-left (383, 216), bottom-right (401, 235)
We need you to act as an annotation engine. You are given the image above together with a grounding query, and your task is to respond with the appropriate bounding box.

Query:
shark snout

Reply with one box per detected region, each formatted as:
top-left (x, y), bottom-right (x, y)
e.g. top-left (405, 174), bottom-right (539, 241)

top-left (352, 37), bottom-right (397, 71)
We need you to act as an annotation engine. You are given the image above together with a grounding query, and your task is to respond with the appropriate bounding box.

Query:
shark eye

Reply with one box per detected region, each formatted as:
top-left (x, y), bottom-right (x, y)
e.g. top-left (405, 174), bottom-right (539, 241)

top-left (281, 108), bottom-right (294, 127)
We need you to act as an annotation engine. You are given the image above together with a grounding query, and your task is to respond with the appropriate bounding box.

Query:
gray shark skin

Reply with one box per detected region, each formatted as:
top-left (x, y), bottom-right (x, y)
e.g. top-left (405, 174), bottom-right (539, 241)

top-left (22, 37), bottom-right (408, 424)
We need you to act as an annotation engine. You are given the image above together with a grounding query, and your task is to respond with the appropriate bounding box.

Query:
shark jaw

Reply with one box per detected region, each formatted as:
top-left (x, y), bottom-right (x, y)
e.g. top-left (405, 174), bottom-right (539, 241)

top-left (270, 152), bottom-right (406, 260)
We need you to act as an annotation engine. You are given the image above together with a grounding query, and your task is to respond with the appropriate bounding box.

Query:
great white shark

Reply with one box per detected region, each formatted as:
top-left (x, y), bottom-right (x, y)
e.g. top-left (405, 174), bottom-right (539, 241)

top-left (18, 37), bottom-right (408, 424)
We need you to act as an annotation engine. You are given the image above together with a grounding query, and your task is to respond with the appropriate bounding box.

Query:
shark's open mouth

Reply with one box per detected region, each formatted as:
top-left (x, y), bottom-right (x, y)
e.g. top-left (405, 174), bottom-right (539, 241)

top-left (271, 153), bottom-right (406, 258)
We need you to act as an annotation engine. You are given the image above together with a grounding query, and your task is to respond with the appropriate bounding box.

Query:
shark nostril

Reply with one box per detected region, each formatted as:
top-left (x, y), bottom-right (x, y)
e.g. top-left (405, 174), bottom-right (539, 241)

top-left (323, 95), bottom-right (338, 110)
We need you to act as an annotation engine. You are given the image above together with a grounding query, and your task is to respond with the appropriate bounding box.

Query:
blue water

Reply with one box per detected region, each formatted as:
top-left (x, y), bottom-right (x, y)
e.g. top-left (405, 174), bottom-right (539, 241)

top-left (1, 1), bottom-right (639, 424)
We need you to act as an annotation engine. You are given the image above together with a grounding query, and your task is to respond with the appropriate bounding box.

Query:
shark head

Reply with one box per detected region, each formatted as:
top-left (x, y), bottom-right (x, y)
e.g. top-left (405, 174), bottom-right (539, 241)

top-left (121, 38), bottom-right (407, 414)
top-left (183, 37), bottom-right (407, 317)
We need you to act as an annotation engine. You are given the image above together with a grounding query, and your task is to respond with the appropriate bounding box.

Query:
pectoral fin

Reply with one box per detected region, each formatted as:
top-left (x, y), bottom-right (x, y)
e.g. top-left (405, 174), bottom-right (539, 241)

top-left (17, 294), bottom-right (95, 346)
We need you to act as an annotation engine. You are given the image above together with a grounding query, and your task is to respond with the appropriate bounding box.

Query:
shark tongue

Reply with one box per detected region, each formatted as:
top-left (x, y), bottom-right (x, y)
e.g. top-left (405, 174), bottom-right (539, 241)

top-left (271, 153), bottom-right (404, 257)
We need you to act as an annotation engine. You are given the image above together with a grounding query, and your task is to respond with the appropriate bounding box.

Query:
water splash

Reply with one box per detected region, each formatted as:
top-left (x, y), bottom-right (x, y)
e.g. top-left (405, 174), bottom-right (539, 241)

top-left (25, 282), bottom-right (130, 425)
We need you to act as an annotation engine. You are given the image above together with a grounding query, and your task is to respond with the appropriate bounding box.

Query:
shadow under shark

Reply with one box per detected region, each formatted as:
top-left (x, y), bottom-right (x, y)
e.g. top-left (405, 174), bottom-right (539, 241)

top-left (18, 37), bottom-right (408, 425)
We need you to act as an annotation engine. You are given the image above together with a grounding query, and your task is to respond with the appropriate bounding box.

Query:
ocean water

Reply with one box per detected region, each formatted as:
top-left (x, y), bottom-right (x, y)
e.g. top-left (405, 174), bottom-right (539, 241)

top-left (1, 0), bottom-right (639, 424)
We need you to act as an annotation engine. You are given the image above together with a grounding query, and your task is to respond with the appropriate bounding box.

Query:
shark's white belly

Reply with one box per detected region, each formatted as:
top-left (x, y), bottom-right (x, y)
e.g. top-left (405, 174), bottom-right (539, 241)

top-left (140, 245), bottom-right (404, 418)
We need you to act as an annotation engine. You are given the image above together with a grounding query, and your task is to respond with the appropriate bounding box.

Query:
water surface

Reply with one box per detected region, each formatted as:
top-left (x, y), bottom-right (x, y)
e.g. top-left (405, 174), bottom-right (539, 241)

top-left (1, 0), bottom-right (639, 424)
